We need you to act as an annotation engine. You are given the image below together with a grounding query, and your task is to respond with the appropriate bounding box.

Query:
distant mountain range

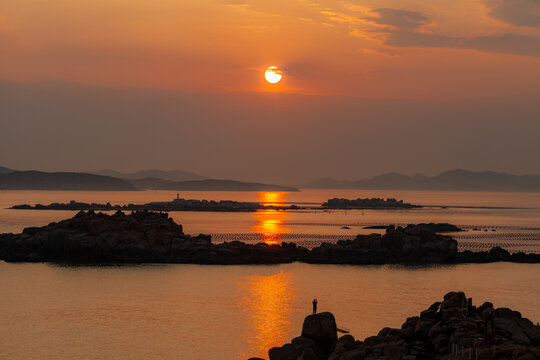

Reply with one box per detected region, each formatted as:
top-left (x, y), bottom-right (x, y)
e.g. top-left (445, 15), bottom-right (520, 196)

top-left (0, 167), bottom-right (297, 191)
top-left (0, 171), bottom-right (137, 191)
top-left (2, 167), bottom-right (539, 192)
top-left (302, 169), bottom-right (540, 192)
top-left (91, 169), bottom-right (205, 182)
top-left (0, 166), bottom-right (15, 174)
top-left (154, 179), bottom-right (298, 192)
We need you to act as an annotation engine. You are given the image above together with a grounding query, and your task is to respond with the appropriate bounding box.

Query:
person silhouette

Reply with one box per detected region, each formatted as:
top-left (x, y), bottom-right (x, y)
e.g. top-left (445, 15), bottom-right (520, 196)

top-left (312, 299), bottom-right (318, 315)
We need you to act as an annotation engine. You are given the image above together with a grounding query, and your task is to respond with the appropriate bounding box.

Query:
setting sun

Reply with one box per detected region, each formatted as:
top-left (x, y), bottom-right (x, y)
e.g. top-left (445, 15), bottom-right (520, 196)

top-left (264, 66), bottom-right (282, 84)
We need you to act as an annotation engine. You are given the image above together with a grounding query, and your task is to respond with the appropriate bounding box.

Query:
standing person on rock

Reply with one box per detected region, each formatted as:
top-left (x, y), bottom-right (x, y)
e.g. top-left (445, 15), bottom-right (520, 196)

top-left (312, 299), bottom-right (318, 315)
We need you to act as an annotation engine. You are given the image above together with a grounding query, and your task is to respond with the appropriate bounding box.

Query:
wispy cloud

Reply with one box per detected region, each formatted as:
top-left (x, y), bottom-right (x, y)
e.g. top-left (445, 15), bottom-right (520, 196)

top-left (341, 6), bottom-right (540, 57)
top-left (486, 0), bottom-right (540, 27)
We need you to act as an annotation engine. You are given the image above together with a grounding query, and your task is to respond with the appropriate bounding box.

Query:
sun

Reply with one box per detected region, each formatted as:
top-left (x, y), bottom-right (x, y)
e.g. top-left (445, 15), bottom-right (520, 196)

top-left (264, 66), bottom-right (282, 84)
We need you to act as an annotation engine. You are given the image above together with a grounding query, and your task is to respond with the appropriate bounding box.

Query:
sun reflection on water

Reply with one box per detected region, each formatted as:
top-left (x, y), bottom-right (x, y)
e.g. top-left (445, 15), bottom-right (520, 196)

top-left (240, 271), bottom-right (295, 359)
top-left (254, 192), bottom-right (290, 245)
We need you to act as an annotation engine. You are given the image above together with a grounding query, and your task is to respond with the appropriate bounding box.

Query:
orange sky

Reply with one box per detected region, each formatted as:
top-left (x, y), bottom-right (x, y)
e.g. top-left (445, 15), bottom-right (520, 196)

top-left (1, 1), bottom-right (540, 180)
top-left (1, 0), bottom-right (539, 99)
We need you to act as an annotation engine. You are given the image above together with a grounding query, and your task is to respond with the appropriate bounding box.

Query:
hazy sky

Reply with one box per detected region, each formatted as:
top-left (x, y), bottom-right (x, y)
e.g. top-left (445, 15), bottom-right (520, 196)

top-left (1, 0), bottom-right (539, 183)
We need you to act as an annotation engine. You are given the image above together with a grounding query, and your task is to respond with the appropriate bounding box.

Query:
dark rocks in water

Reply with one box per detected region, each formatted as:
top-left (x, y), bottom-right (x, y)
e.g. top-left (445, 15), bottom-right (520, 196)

top-left (457, 247), bottom-right (540, 263)
top-left (0, 212), bottom-right (538, 264)
top-left (0, 210), bottom-right (307, 264)
top-left (305, 225), bottom-right (459, 264)
top-left (415, 223), bottom-right (462, 232)
top-left (259, 291), bottom-right (540, 360)
top-left (322, 198), bottom-right (421, 209)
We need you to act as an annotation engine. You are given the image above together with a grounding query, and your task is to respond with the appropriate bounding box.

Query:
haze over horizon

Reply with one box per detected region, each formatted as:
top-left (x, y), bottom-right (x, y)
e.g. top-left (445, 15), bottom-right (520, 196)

top-left (2, 80), bottom-right (539, 184)
top-left (1, 0), bottom-right (540, 184)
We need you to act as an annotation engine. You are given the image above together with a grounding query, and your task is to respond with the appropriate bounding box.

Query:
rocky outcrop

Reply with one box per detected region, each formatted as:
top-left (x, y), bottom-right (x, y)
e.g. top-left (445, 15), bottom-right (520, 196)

top-left (0, 212), bottom-right (538, 264)
top-left (305, 225), bottom-right (458, 264)
top-left (261, 292), bottom-right (540, 360)
top-left (0, 210), bottom-right (306, 263)
top-left (457, 247), bottom-right (540, 263)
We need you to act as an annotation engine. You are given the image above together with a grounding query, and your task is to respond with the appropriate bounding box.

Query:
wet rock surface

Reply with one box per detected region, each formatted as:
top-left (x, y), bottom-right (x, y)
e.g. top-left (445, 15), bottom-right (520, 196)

top-left (0, 212), bottom-right (538, 264)
top-left (262, 292), bottom-right (540, 360)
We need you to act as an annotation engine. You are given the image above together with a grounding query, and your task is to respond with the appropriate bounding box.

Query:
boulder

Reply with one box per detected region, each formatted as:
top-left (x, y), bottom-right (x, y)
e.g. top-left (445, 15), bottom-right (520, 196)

top-left (338, 350), bottom-right (365, 360)
top-left (526, 326), bottom-right (540, 345)
top-left (291, 336), bottom-right (326, 360)
top-left (495, 307), bottom-right (522, 319)
top-left (301, 312), bottom-right (338, 353)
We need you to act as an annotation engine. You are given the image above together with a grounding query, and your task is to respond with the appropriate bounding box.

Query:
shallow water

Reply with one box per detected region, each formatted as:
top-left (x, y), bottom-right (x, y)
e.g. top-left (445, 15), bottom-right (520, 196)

top-left (0, 261), bottom-right (539, 360)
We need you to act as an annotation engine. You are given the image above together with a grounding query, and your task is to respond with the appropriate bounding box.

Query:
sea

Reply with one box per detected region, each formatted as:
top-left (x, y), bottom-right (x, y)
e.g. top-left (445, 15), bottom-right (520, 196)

top-left (1, 189), bottom-right (539, 359)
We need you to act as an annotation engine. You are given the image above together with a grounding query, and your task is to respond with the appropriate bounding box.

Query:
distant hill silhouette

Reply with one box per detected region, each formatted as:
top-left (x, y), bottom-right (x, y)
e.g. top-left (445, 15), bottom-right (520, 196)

top-left (126, 177), bottom-right (172, 189)
top-left (0, 171), bottom-right (137, 191)
top-left (302, 169), bottom-right (540, 192)
top-left (92, 169), bottom-right (204, 182)
top-left (154, 179), bottom-right (298, 192)
top-left (0, 166), bottom-right (15, 174)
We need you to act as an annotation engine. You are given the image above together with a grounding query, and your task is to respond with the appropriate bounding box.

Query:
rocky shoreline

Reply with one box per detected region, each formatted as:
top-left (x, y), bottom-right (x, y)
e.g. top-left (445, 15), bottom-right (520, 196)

top-left (0, 211), bottom-right (539, 264)
top-left (250, 291), bottom-right (540, 360)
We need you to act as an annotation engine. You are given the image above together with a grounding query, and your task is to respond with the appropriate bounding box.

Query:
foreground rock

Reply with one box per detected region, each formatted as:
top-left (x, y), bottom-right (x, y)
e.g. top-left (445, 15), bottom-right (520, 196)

top-left (259, 291), bottom-right (540, 360)
top-left (0, 212), bottom-right (538, 264)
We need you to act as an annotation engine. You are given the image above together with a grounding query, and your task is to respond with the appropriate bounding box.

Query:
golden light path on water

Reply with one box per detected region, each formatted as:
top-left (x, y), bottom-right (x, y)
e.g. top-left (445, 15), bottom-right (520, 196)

top-left (240, 271), bottom-right (295, 359)
top-left (253, 192), bottom-right (290, 245)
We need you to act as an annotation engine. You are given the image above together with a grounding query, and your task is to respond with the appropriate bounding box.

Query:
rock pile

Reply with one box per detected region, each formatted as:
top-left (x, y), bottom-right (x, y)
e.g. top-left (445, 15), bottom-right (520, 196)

top-left (254, 291), bottom-right (540, 360)
top-left (0, 210), bottom-right (306, 263)
top-left (305, 225), bottom-right (458, 264)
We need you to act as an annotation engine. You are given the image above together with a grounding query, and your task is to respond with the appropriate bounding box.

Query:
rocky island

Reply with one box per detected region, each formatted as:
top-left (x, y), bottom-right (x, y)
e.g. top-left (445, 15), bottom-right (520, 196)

top-left (0, 211), bottom-right (538, 264)
top-left (11, 197), bottom-right (298, 212)
top-left (322, 198), bottom-right (421, 209)
top-left (250, 291), bottom-right (540, 360)
top-left (11, 197), bottom-right (423, 213)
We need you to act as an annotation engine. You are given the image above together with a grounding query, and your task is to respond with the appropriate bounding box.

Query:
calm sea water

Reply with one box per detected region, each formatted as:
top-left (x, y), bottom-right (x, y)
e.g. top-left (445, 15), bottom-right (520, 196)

top-left (1, 190), bottom-right (539, 359)
top-left (0, 262), bottom-right (539, 360)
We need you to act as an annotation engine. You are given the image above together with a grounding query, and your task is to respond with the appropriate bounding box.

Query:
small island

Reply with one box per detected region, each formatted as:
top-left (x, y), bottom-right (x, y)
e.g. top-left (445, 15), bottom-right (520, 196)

top-left (322, 197), bottom-right (421, 209)
top-left (11, 196), bottom-right (299, 212)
